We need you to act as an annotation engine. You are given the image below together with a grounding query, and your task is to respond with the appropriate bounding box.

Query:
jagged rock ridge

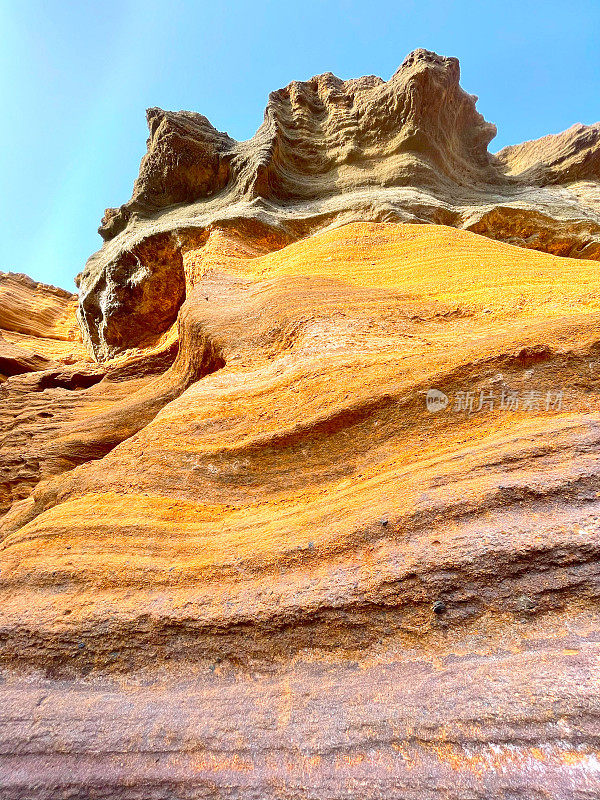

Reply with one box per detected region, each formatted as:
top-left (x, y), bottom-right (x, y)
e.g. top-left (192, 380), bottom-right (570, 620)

top-left (99, 49), bottom-right (500, 241)
top-left (77, 49), bottom-right (600, 360)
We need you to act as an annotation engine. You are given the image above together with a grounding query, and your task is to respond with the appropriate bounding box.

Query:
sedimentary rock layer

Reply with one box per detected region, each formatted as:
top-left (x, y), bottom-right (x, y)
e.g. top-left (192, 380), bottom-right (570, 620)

top-left (3, 48), bottom-right (600, 799)
top-left (77, 48), bottom-right (600, 359)
top-left (0, 272), bottom-right (85, 379)
top-left (3, 220), bottom-right (600, 797)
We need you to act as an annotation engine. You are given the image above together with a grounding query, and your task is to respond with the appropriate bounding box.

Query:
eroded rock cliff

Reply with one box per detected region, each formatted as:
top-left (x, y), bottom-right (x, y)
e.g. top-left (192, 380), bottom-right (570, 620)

top-left (78, 48), bottom-right (600, 360)
top-left (2, 49), bottom-right (600, 799)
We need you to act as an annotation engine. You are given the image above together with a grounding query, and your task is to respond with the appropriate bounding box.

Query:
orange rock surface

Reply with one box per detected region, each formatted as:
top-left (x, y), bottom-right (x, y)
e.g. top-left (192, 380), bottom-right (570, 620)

top-left (3, 222), bottom-right (600, 797)
top-left (0, 272), bottom-right (85, 376)
top-left (3, 50), bottom-right (600, 800)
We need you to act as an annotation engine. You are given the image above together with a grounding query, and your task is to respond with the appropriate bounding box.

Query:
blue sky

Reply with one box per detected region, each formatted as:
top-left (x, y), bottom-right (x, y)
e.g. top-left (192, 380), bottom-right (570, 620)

top-left (1, 0), bottom-right (599, 289)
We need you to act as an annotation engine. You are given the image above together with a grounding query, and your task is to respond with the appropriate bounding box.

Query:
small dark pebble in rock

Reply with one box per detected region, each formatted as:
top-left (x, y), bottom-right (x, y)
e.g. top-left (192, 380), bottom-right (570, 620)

top-left (516, 595), bottom-right (537, 613)
top-left (432, 600), bottom-right (446, 615)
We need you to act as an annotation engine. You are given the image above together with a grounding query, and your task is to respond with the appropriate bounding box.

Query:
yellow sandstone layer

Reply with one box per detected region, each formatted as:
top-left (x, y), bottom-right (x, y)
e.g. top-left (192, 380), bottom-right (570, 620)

top-left (1, 222), bottom-right (600, 797)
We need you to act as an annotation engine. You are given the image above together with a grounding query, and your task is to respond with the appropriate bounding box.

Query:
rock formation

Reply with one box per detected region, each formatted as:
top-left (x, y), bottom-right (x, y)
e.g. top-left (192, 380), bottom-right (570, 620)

top-left (78, 49), bottom-right (600, 360)
top-left (2, 49), bottom-right (600, 798)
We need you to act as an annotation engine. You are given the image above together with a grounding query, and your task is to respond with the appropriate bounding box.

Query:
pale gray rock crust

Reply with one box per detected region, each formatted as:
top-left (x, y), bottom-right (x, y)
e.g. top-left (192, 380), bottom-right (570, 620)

top-left (77, 49), bottom-right (600, 359)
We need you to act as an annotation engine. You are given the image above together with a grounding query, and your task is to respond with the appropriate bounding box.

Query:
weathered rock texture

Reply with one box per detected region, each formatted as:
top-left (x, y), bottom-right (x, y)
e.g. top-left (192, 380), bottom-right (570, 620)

top-left (0, 272), bottom-right (83, 373)
top-left (78, 48), bottom-right (600, 360)
top-left (2, 50), bottom-right (600, 799)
